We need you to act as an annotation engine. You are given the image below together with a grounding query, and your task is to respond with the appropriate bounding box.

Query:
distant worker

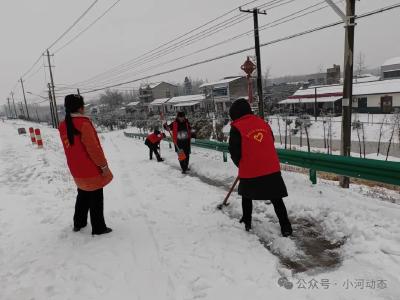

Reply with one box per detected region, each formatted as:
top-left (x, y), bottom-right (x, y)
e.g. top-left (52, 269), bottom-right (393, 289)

top-left (59, 94), bottom-right (113, 235)
top-left (228, 98), bottom-right (292, 237)
top-left (145, 129), bottom-right (165, 162)
top-left (164, 111), bottom-right (194, 174)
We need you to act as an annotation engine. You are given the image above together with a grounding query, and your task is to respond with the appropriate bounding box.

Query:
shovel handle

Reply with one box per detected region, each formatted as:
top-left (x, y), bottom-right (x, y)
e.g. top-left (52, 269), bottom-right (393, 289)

top-left (222, 177), bottom-right (240, 206)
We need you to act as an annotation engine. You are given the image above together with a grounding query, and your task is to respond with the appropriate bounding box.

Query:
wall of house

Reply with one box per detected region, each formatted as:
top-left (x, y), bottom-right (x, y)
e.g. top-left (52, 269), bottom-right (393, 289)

top-left (354, 93), bottom-right (400, 113)
top-left (229, 78), bottom-right (249, 100)
top-left (153, 83), bottom-right (179, 100)
top-left (382, 64), bottom-right (400, 80)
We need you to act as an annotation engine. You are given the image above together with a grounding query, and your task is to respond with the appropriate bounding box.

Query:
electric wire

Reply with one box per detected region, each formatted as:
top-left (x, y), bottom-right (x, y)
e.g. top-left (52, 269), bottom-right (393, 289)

top-left (74, 3), bottom-right (400, 95)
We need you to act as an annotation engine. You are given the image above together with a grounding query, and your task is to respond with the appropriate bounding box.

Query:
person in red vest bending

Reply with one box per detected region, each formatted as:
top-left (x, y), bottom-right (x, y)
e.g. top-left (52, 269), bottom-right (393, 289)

top-left (228, 98), bottom-right (292, 237)
top-left (59, 94), bottom-right (113, 235)
top-left (164, 111), bottom-right (193, 174)
top-left (145, 129), bottom-right (166, 162)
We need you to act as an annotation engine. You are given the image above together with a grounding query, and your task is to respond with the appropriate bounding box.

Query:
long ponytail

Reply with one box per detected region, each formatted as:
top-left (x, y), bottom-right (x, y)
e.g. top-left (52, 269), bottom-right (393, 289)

top-left (64, 94), bottom-right (84, 145)
top-left (65, 109), bottom-right (80, 145)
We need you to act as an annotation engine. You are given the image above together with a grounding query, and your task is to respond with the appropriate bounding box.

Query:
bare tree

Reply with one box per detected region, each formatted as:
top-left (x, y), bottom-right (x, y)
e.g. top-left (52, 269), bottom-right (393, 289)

top-left (355, 52), bottom-right (366, 79)
top-left (277, 115), bottom-right (282, 144)
top-left (353, 120), bottom-right (362, 158)
top-left (377, 114), bottom-right (386, 156)
top-left (362, 122), bottom-right (366, 158)
top-left (323, 118), bottom-right (327, 149)
top-left (302, 119), bottom-right (312, 153)
top-left (386, 111), bottom-right (400, 161)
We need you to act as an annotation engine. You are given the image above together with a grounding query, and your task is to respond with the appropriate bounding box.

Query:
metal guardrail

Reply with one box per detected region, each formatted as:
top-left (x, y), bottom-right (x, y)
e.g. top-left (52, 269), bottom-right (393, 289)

top-left (124, 132), bottom-right (400, 186)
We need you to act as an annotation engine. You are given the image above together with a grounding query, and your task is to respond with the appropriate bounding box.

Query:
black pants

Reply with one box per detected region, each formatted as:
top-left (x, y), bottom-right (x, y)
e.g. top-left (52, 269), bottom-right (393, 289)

top-left (178, 148), bottom-right (190, 172)
top-left (74, 188), bottom-right (107, 234)
top-left (242, 197), bottom-right (292, 233)
top-left (148, 144), bottom-right (161, 161)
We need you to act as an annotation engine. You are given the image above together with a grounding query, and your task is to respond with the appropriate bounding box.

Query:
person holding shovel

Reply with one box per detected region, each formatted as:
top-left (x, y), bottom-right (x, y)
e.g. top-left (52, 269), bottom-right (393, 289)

top-left (228, 98), bottom-right (292, 236)
top-left (163, 111), bottom-right (193, 174)
top-left (144, 128), bottom-right (165, 162)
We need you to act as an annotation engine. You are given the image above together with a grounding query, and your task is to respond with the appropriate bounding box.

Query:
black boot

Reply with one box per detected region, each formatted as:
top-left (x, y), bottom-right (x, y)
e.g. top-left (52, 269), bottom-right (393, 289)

top-left (239, 217), bottom-right (252, 232)
top-left (92, 227), bottom-right (112, 235)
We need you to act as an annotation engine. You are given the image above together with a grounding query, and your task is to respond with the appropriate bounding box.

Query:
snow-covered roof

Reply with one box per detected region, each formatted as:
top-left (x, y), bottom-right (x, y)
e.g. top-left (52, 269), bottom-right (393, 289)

top-left (167, 94), bottom-right (205, 104)
top-left (149, 98), bottom-right (170, 106)
top-left (354, 74), bottom-right (380, 83)
top-left (285, 78), bottom-right (400, 101)
top-left (127, 101), bottom-right (140, 107)
top-left (280, 96), bottom-right (342, 105)
top-left (141, 82), bottom-right (161, 89)
top-left (173, 101), bottom-right (200, 107)
top-left (141, 82), bottom-right (177, 89)
top-left (200, 77), bottom-right (243, 88)
top-left (382, 57), bottom-right (400, 67)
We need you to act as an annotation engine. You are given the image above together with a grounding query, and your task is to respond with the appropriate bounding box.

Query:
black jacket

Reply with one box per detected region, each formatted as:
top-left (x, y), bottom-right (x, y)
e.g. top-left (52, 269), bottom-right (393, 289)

top-left (164, 119), bottom-right (192, 152)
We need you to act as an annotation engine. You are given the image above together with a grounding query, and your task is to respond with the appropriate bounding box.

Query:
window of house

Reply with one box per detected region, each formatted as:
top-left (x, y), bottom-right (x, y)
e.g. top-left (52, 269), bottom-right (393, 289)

top-left (213, 87), bottom-right (228, 97)
top-left (358, 97), bottom-right (367, 109)
top-left (384, 70), bottom-right (400, 79)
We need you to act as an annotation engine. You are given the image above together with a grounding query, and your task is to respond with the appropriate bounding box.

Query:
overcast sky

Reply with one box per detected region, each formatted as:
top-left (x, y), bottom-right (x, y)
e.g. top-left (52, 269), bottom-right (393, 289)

top-left (1, 0), bottom-right (399, 107)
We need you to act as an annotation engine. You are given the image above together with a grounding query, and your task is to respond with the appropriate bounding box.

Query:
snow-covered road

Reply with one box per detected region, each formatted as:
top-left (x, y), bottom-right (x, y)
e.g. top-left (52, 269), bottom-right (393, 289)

top-left (1, 120), bottom-right (400, 300)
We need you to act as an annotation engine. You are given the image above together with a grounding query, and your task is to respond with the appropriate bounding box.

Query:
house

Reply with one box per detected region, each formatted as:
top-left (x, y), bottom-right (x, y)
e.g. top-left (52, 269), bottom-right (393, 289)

top-left (148, 98), bottom-right (171, 114)
top-left (381, 57), bottom-right (400, 80)
top-left (139, 82), bottom-right (179, 104)
top-left (278, 78), bottom-right (400, 115)
top-left (167, 94), bottom-right (206, 114)
top-left (326, 64), bottom-right (341, 85)
top-left (200, 77), bottom-right (250, 113)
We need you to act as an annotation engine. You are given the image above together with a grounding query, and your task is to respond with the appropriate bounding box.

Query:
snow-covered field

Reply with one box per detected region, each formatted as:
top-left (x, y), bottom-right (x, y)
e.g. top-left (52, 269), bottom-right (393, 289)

top-left (223, 113), bottom-right (400, 159)
top-left (1, 120), bottom-right (400, 300)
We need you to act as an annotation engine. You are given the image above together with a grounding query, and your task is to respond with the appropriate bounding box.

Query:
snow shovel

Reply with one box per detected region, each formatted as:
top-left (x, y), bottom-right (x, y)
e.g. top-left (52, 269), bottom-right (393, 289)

top-left (160, 112), bottom-right (187, 162)
top-left (217, 177), bottom-right (239, 210)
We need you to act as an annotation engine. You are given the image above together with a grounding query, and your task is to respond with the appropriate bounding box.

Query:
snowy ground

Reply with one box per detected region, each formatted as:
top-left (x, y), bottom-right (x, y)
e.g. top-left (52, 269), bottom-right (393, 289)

top-left (1, 120), bottom-right (400, 300)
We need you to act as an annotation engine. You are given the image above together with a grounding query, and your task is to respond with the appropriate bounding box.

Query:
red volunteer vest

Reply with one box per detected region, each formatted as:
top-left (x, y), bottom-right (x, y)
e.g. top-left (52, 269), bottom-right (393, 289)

top-left (147, 133), bottom-right (163, 144)
top-left (172, 120), bottom-right (191, 144)
top-left (231, 114), bottom-right (280, 179)
top-left (59, 117), bottom-right (102, 179)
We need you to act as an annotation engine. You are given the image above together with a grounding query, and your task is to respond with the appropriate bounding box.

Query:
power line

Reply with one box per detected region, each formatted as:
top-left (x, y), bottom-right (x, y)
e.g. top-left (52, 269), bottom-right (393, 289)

top-left (76, 3), bottom-right (400, 95)
top-left (61, 0), bottom-right (334, 91)
top-left (72, 0), bottom-right (314, 90)
top-left (54, 0), bottom-right (122, 54)
top-left (70, 0), bottom-right (283, 88)
top-left (47, 0), bottom-right (100, 50)
top-left (7, 0), bottom-right (100, 101)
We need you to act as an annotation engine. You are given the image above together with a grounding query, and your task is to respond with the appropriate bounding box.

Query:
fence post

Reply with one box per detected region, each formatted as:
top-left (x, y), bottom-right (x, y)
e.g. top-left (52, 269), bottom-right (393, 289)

top-left (35, 129), bottom-right (43, 148)
top-left (309, 169), bottom-right (317, 184)
top-left (29, 127), bottom-right (36, 144)
top-left (223, 152), bottom-right (228, 162)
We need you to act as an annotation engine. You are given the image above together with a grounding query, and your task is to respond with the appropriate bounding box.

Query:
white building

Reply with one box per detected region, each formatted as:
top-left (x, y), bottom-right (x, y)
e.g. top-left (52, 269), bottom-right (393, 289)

top-left (148, 98), bottom-right (171, 113)
top-left (279, 78), bottom-right (400, 115)
top-left (167, 94), bottom-right (206, 113)
top-left (381, 57), bottom-right (400, 80)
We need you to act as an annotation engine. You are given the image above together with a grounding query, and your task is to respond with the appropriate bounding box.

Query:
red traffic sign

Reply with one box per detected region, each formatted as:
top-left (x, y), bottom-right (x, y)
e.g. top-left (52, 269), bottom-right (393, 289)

top-left (241, 57), bottom-right (256, 76)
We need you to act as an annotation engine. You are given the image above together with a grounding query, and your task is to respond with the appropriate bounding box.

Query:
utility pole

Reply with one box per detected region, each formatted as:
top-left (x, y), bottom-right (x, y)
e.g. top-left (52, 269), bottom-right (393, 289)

top-left (35, 104), bottom-right (40, 123)
top-left (239, 7), bottom-right (267, 119)
top-left (7, 98), bottom-right (12, 118)
top-left (48, 83), bottom-right (56, 128)
top-left (3, 104), bottom-right (9, 118)
top-left (11, 92), bottom-right (18, 118)
top-left (77, 88), bottom-right (81, 96)
top-left (314, 87), bottom-right (318, 121)
top-left (20, 78), bottom-right (30, 120)
top-left (46, 49), bottom-right (59, 126)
